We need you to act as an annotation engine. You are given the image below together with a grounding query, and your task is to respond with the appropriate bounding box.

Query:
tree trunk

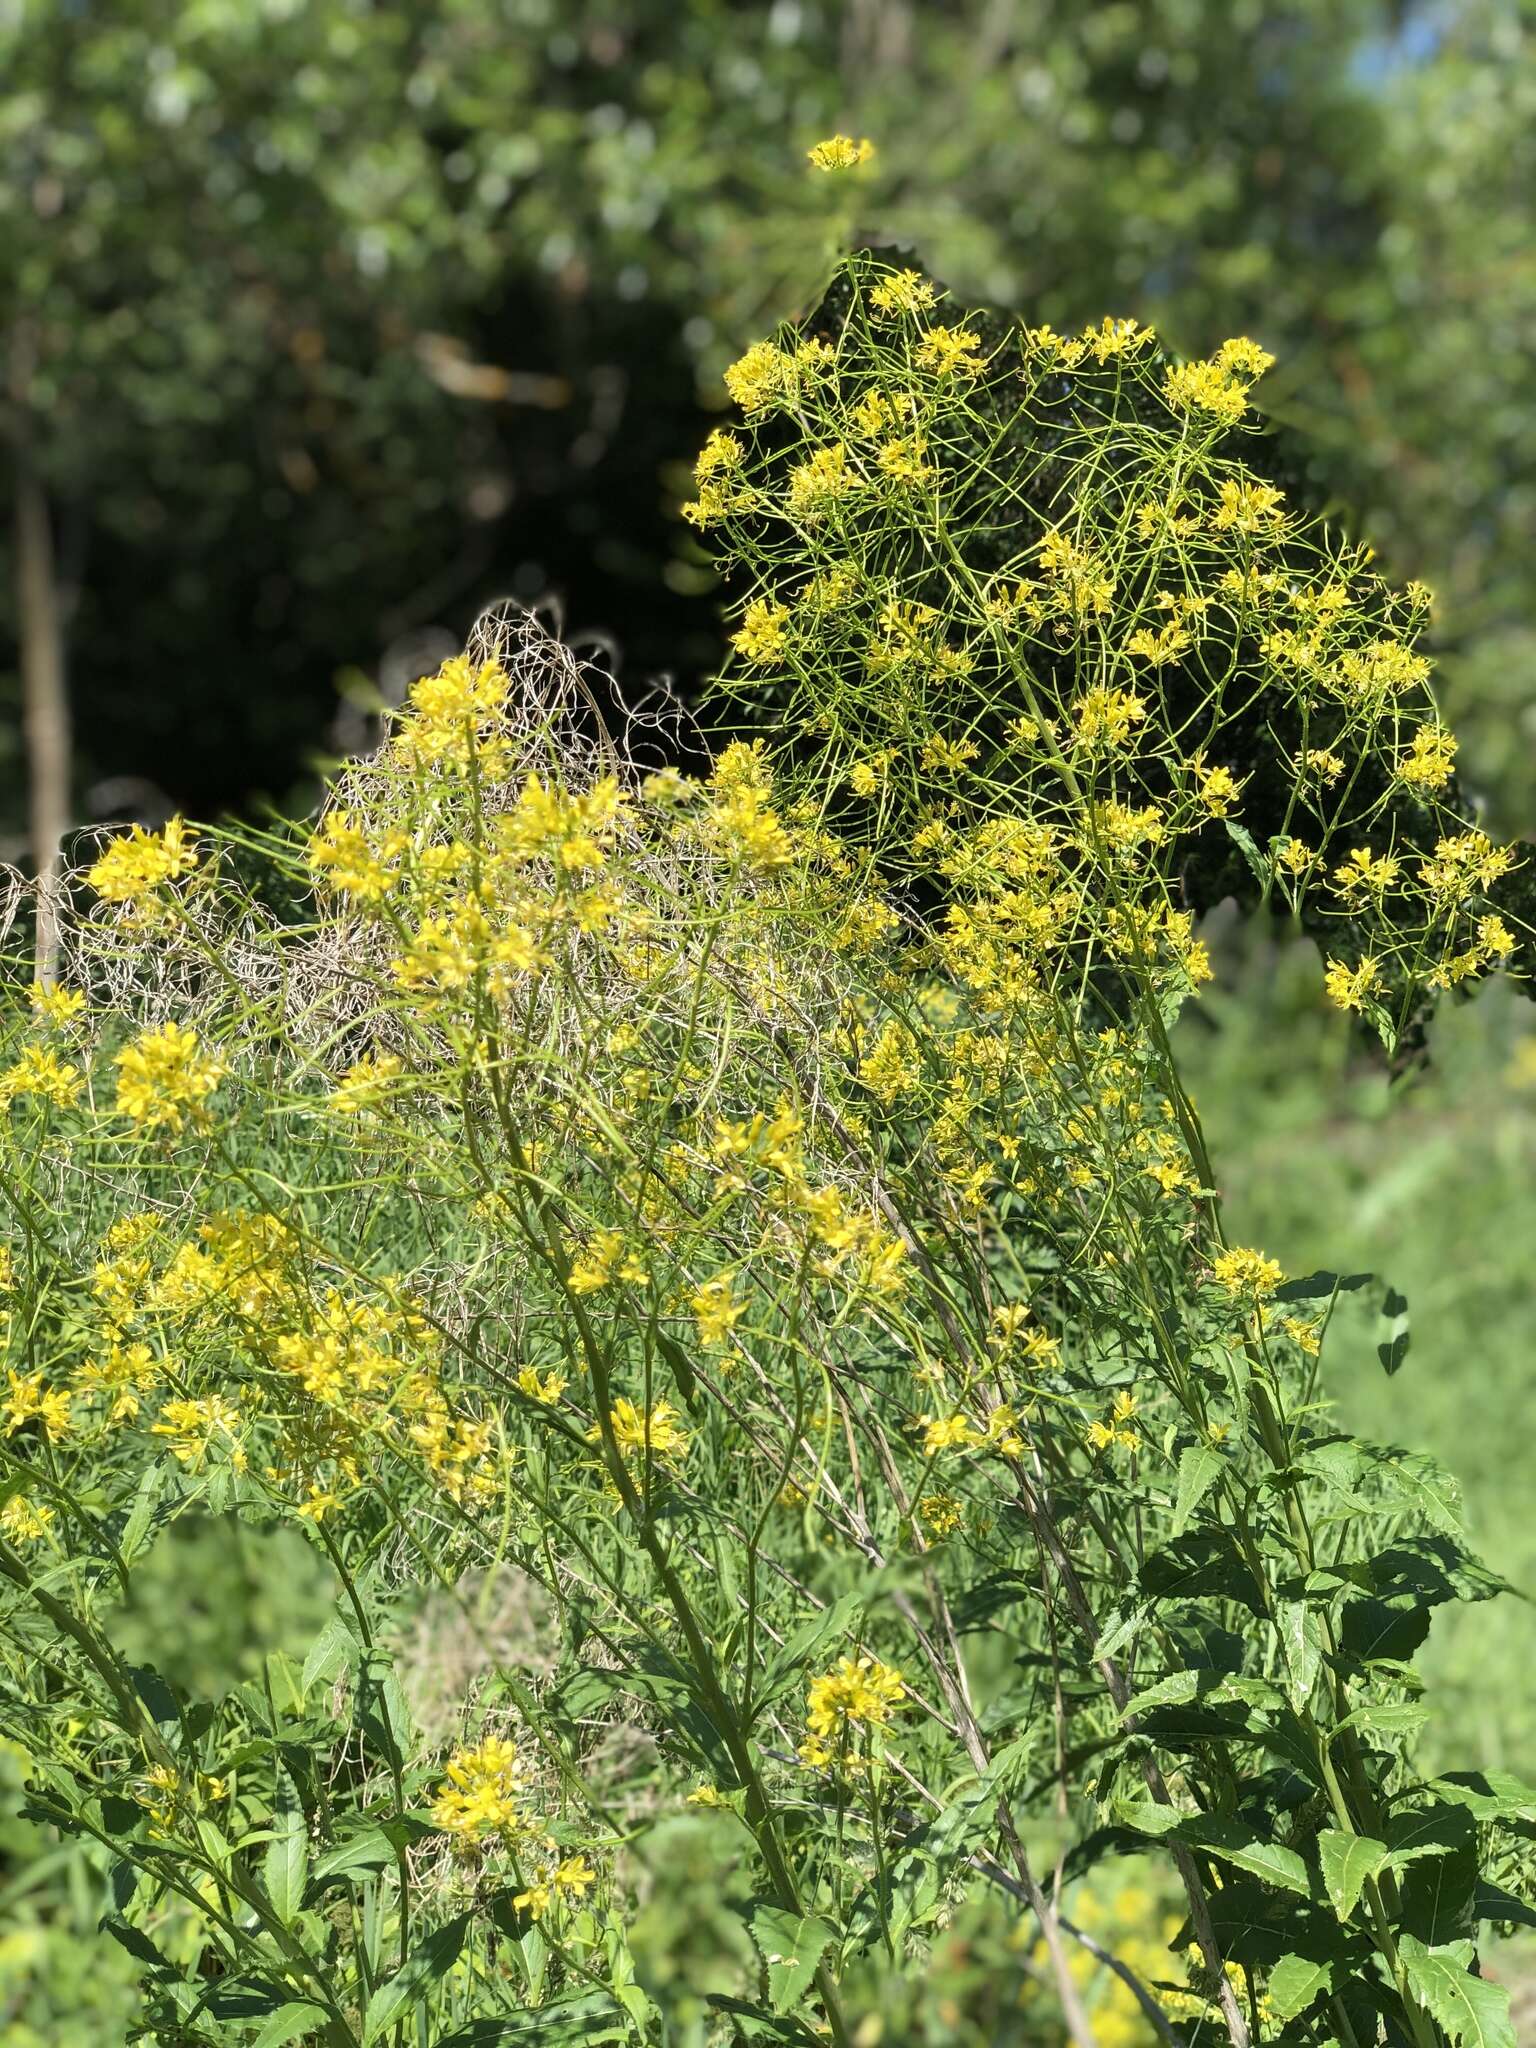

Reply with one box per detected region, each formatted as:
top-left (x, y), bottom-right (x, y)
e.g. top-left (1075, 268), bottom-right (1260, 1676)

top-left (8, 323), bottom-right (70, 985)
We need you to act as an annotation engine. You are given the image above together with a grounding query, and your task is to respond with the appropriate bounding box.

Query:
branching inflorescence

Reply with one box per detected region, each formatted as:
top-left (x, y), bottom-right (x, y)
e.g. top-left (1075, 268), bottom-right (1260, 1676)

top-left (0, 244), bottom-right (1532, 2047)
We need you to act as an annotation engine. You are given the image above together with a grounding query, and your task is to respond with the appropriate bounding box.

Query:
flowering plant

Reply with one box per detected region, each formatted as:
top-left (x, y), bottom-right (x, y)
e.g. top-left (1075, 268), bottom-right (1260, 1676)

top-left (1, 245), bottom-right (1532, 2047)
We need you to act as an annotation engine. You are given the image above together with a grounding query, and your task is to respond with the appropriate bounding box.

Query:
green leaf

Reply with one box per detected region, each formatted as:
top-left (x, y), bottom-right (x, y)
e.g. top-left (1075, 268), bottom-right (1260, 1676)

top-left (1317, 1829), bottom-right (1390, 1922)
top-left (300, 1612), bottom-right (355, 1700)
top-left (1370, 1449), bottom-right (1465, 1536)
top-left (1396, 1804), bottom-right (1478, 1948)
top-left (1338, 1699), bottom-right (1431, 1742)
top-left (310, 1828), bottom-right (396, 1883)
top-left (1398, 1935), bottom-right (1516, 2047)
top-left (1376, 1285), bottom-right (1411, 1375)
top-left (100, 1914), bottom-right (177, 1974)
top-left (1273, 1270), bottom-right (1373, 1306)
top-left (118, 1465), bottom-right (164, 1568)
top-left (1114, 1799), bottom-right (1185, 1838)
top-left (250, 2004), bottom-right (331, 2048)
top-left (435, 1996), bottom-right (631, 2045)
top-left (1339, 1596), bottom-right (1432, 1665)
top-left (1474, 1879), bottom-right (1536, 1932)
top-left (1171, 1443), bottom-right (1223, 1536)
top-left (1268, 1952), bottom-right (1337, 2022)
top-left (263, 1776), bottom-right (309, 1926)
top-left (755, 1592), bottom-right (864, 1714)
top-left (361, 1913), bottom-right (469, 2044)
top-left (1139, 1530), bottom-right (1264, 1613)
top-left (653, 1325), bottom-right (700, 1411)
top-left (1433, 1770), bottom-right (1536, 1824)
top-left (1172, 1816), bottom-right (1311, 1896)
top-left (747, 1901), bottom-right (836, 2016)
top-left (1276, 1598), bottom-right (1325, 1708)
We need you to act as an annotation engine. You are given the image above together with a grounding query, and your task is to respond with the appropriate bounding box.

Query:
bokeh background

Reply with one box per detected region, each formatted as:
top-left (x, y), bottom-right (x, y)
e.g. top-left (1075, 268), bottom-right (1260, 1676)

top-left (4, 3), bottom-right (1536, 2039)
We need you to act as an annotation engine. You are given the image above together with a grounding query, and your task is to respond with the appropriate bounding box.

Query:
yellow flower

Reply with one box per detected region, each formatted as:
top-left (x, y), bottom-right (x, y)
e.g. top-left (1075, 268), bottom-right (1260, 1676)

top-left (919, 1493), bottom-right (964, 1537)
top-left (0, 1045), bottom-right (83, 1110)
top-left (1396, 724), bottom-right (1458, 793)
top-left (87, 816), bottom-right (197, 905)
top-left (28, 981), bottom-right (85, 1029)
top-left (1211, 1247), bottom-right (1284, 1300)
top-left (804, 1654), bottom-right (905, 1745)
top-left (150, 1394), bottom-right (245, 1470)
top-left (306, 811), bottom-right (406, 900)
top-left (114, 1022), bottom-right (225, 1133)
top-left (554, 1855), bottom-right (596, 1899)
top-left (694, 428), bottom-right (744, 479)
top-left (914, 325), bottom-right (985, 378)
top-left (691, 1274), bottom-right (744, 1347)
top-left (590, 1397), bottom-right (689, 1464)
top-left (1080, 315), bottom-right (1156, 362)
top-left (724, 340), bottom-right (793, 415)
top-left (0, 1496), bottom-right (54, 1546)
top-left (785, 442), bottom-right (858, 521)
top-left (1323, 955), bottom-right (1384, 1014)
top-left (707, 786), bottom-right (796, 872)
top-left (807, 135), bottom-right (875, 171)
top-left (1195, 761), bottom-right (1246, 818)
top-left (869, 269), bottom-right (936, 320)
top-left (731, 597), bottom-right (789, 663)
top-left (1332, 846), bottom-right (1398, 898)
top-left (1213, 478), bottom-right (1285, 534)
top-left (3, 1370), bottom-right (73, 1443)
top-left (1126, 624), bottom-right (1189, 667)
top-left (920, 1413), bottom-right (978, 1454)
top-left (516, 1366), bottom-right (568, 1405)
top-left (1163, 357), bottom-right (1251, 426)
top-left (328, 1053), bottom-right (402, 1114)
top-left (431, 1736), bottom-right (524, 1843)
top-left (1217, 335), bottom-right (1275, 378)
top-left (1072, 686), bottom-right (1147, 748)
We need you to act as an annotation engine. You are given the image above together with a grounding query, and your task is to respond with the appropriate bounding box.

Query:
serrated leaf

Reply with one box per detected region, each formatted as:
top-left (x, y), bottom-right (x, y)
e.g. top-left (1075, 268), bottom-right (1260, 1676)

top-left (1367, 1447), bottom-right (1465, 1536)
top-left (1398, 1935), bottom-right (1515, 2047)
top-left (1172, 1443), bottom-right (1223, 1537)
top-left (1268, 1951), bottom-right (1337, 2022)
top-left (1119, 1669), bottom-right (1201, 1723)
top-left (1277, 1598), bottom-right (1324, 1708)
top-left (1317, 1829), bottom-right (1390, 1922)
top-left (1397, 1804), bottom-right (1478, 1947)
top-left (747, 1901), bottom-right (836, 2016)
top-left (361, 1913), bottom-right (469, 2044)
top-left (1173, 1816), bottom-right (1311, 1896)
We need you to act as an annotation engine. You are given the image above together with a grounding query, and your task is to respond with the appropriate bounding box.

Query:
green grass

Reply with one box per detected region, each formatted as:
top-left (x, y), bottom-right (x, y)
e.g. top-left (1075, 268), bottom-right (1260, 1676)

top-left (1177, 910), bottom-right (1536, 1775)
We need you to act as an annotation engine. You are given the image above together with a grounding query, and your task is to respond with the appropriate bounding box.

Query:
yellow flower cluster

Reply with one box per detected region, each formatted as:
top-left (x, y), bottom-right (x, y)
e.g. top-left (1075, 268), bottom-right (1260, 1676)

top-left (114, 1021), bottom-right (225, 1132)
top-left (799, 1652), bottom-right (905, 1769)
top-left (87, 816), bottom-right (197, 907)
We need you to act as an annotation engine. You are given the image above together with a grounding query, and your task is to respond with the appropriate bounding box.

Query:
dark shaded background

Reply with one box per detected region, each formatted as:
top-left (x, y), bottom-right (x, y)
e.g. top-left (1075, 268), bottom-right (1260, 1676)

top-left (4, 0), bottom-right (1534, 837)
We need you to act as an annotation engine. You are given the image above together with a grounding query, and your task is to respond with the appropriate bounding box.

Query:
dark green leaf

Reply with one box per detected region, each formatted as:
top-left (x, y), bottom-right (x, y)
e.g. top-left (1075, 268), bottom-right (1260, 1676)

top-left (361, 1912), bottom-right (469, 2044)
top-left (1397, 1936), bottom-right (1515, 2047)
top-left (1317, 1829), bottom-right (1390, 1923)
